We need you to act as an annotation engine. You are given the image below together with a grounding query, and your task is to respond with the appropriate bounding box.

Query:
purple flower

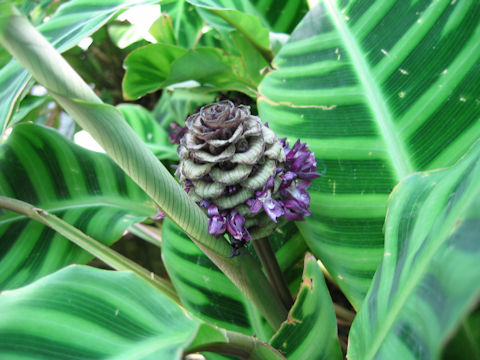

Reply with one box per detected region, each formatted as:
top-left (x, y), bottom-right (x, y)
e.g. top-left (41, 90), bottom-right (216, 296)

top-left (169, 122), bottom-right (187, 144)
top-left (154, 208), bottom-right (166, 219)
top-left (282, 199), bottom-right (312, 221)
top-left (283, 139), bottom-right (322, 180)
top-left (280, 180), bottom-right (311, 208)
top-left (247, 176), bottom-right (284, 222)
top-left (207, 204), bottom-right (227, 237)
top-left (226, 210), bottom-right (252, 241)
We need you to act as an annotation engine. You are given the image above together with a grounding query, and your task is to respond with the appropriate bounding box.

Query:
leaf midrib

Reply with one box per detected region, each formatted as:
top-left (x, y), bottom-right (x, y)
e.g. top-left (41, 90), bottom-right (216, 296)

top-left (366, 162), bottom-right (480, 359)
top-left (324, 0), bottom-right (413, 180)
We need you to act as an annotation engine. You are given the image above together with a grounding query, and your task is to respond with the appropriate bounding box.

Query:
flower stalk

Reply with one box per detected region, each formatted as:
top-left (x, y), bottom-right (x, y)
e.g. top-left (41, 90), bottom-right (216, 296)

top-left (253, 237), bottom-right (294, 309)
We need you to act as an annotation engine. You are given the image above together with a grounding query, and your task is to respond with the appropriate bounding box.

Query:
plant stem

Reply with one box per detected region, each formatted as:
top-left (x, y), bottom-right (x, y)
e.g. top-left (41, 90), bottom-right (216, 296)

top-left (0, 196), bottom-right (180, 304)
top-left (333, 303), bottom-right (356, 323)
top-left (186, 329), bottom-right (286, 360)
top-left (253, 237), bottom-right (293, 310)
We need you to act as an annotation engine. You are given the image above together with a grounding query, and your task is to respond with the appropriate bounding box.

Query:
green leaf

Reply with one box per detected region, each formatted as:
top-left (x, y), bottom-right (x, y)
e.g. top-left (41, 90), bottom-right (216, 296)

top-left (442, 310), bottom-right (480, 360)
top-left (270, 254), bottom-right (342, 360)
top-left (161, 0), bottom-right (204, 48)
top-left (117, 103), bottom-right (178, 160)
top-left (0, 0), bottom-right (159, 134)
top-left (162, 220), bottom-right (308, 342)
top-left (122, 43), bottom-right (254, 100)
top-left (149, 13), bottom-right (177, 45)
top-left (153, 88), bottom-right (215, 129)
top-left (258, 1), bottom-right (480, 308)
top-left (348, 141), bottom-right (480, 359)
top-left (162, 218), bottom-right (274, 341)
top-left (0, 124), bottom-right (155, 290)
top-left (0, 12), bottom-right (287, 329)
top-left (0, 265), bottom-right (285, 359)
top-left (186, 0), bottom-right (273, 62)
top-left (230, 30), bottom-right (269, 86)
top-left (121, 43), bottom-right (187, 100)
top-left (0, 265), bottom-right (201, 359)
top-left (249, 0), bottom-right (308, 34)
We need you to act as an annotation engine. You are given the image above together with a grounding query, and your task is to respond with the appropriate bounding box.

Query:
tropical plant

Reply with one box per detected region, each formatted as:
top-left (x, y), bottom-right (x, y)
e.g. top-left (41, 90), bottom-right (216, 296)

top-left (0, 0), bottom-right (479, 359)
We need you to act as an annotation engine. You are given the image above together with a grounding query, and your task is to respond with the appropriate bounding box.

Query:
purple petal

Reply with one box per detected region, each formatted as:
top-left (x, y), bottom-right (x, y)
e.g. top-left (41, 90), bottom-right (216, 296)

top-left (207, 204), bottom-right (220, 217)
top-left (155, 209), bottom-right (166, 219)
top-left (283, 199), bottom-right (312, 221)
top-left (226, 211), bottom-right (246, 240)
top-left (263, 197), bottom-right (284, 222)
top-left (266, 176), bottom-right (275, 189)
top-left (199, 200), bottom-right (210, 208)
top-left (209, 215), bottom-right (227, 236)
top-left (248, 199), bottom-right (263, 213)
top-left (169, 122), bottom-right (187, 144)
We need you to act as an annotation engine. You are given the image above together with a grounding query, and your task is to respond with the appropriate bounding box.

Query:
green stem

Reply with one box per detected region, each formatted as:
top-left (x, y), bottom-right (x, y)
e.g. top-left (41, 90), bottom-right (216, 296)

top-left (0, 11), bottom-right (287, 329)
top-left (187, 329), bottom-right (286, 360)
top-left (253, 238), bottom-right (293, 310)
top-left (0, 196), bottom-right (180, 303)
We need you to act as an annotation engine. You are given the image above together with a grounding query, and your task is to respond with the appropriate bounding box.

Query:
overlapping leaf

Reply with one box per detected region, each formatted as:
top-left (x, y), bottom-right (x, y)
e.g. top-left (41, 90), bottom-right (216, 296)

top-left (117, 104), bottom-right (178, 160)
top-left (270, 254), bottom-right (342, 360)
top-left (186, 0), bottom-right (273, 61)
top-left (0, 0), bottom-right (159, 134)
top-left (162, 218), bottom-right (273, 340)
top-left (122, 43), bottom-right (255, 100)
top-left (0, 265), bottom-right (202, 359)
top-left (258, 0), bottom-right (480, 308)
top-left (160, 0), bottom-right (203, 48)
top-left (162, 219), bottom-right (307, 342)
top-left (153, 88), bottom-right (215, 130)
top-left (0, 265), bottom-right (285, 359)
top-left (348, 141), bottom-right (480, 359)
top-left (0, 124), bottom-right (155, 291)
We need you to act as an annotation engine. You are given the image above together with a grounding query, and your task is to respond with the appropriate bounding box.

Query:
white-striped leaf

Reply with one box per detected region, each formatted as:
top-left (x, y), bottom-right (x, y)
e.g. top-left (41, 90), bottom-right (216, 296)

top-left (0, 124), bottom-right (155, 291)
top-left (0, 0), bottom-right (159, 134)
top-left (348, 141), bottom-right (480, 359)
top-left (258, 0), bottom-right (480, 308)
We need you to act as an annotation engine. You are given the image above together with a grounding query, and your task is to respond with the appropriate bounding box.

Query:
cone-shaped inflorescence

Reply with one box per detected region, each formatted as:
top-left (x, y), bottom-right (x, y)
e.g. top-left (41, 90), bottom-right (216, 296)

top-left (171, 100), bottom-right (320, 256)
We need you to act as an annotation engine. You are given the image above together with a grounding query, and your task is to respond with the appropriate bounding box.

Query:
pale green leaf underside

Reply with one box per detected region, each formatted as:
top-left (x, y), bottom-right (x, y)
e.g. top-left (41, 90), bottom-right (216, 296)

top-left (0, 265), bottom-right (199, 359)
top-left (258, 0), bottom-right (480, 308)
top-left (0, 124), bottom-right (155, 291)
top-left (348, 141), bottom-right (480, 359)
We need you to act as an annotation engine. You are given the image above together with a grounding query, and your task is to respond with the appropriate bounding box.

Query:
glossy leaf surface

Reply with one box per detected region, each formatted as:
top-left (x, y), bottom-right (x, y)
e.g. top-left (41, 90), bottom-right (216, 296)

top-left (270, 254), bottom-right (342, 360)
top-left (348, 141), bottom-right (480, 359)
top-left (0, 265), bottom-right (200, 359)
top-left (186, 0), bottom-right (273, 61)
top-left (161, 0), bottom-right (203, 48)
top-left (0, 124), bottom-right (155, 291)
top-left (122, 43), bottom-right (254, 100)
top-left (258, 0), bottom-right (480, 308)
top-left (0, 0), bottom-right (159, 134)
top-left (162, 218), bottom-right (273, 340)
top-left (162, 219), bottom-right (308, 342)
